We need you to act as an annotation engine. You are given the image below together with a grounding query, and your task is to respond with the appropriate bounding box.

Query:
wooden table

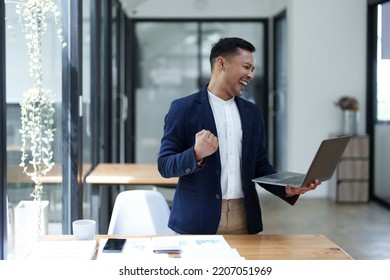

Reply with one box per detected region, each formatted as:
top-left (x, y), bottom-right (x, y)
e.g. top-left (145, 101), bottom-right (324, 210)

top-left (223, 234), bottom-right (351, 260)
top-left (7, 164), bottom-right (92, 184)
top-left (85, 163), bottom-right (178, 186)
top-left (7, 164), bottom-right (64, 184)
top-left (40, 234), bottom-right (352, 260)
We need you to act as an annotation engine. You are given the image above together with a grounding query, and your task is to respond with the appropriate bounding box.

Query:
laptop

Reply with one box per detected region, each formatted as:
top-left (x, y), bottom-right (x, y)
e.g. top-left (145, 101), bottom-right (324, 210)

top-left (252, 135), bottom-right (352, 187)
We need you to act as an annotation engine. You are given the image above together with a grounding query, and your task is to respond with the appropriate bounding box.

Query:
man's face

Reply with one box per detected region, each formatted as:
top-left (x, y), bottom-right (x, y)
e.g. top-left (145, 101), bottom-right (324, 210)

top-left (221, 48), bottom-right (255, 99)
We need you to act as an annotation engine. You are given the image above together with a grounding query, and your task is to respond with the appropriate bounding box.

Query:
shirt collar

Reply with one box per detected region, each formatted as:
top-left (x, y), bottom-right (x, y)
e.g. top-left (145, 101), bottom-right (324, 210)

top-left (207, 89), bottom-right (235, 105)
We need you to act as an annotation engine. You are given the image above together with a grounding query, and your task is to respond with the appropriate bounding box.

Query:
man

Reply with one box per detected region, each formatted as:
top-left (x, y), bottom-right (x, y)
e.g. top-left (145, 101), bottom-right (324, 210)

top-left (158, 37), bottom-right (319, 234)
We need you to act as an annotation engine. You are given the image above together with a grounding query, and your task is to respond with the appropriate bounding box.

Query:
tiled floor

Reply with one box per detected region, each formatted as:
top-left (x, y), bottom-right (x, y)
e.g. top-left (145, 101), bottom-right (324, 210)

top-left (259, 195), bottom-right (390, 260)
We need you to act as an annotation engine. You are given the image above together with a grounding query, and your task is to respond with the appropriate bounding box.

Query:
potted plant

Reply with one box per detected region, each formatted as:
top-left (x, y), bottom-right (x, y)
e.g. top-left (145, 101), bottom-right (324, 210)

top-left (7, 0), bottom-right (64, 259)
top-left (335, 96), bottom-right (359, 111)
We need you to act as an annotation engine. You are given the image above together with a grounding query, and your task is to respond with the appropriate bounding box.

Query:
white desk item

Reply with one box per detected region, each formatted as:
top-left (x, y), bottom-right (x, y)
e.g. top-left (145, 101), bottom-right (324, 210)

top-left (27, 240), bottom-right (96, 260)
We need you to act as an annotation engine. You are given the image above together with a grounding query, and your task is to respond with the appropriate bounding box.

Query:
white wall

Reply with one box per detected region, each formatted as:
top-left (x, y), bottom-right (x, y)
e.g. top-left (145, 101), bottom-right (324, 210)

top-left (287, 0), bottom-right (367, 197)
top-left (121, 0), bottom-right (368, 198)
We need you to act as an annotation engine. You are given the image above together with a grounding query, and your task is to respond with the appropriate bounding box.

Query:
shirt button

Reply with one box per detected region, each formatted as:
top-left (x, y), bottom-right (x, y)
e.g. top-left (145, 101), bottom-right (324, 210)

top-left (215, 194), bottom-right (220, 200)
top-left (185, 168), bottom-right (191, 173)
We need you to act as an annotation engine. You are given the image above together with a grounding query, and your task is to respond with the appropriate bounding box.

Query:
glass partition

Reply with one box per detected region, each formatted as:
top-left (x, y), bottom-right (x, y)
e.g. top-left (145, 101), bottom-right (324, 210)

top-left (133, 21), bottom-right (266, 165)
top-left (376, 3), bottom-right (390, 122)
top-left (373, 2), bottom-right (390, 207)
top-left (5, 0), bottom-right (63, 259)
top-left (134, 22), bottom-right (199, 164)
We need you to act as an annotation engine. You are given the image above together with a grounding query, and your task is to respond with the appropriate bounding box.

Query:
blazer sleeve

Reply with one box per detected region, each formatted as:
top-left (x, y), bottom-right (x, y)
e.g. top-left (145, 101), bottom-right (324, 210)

top-left (157, 99), bottom-right (200, 178)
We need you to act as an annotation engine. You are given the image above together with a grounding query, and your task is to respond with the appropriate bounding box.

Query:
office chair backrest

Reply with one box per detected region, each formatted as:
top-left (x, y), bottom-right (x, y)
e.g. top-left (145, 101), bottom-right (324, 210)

top-left (107, 190), bottom-right (175, 235)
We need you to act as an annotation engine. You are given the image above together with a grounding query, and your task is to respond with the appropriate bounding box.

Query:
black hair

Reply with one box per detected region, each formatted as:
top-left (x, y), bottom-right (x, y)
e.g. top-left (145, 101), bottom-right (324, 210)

top-left (209, 37), bottom-right (256, 68)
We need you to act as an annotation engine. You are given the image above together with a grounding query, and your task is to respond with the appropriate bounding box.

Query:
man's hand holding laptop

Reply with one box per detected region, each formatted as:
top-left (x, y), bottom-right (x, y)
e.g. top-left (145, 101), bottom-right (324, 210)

top-left (285, 180), bottom-right (321, 196)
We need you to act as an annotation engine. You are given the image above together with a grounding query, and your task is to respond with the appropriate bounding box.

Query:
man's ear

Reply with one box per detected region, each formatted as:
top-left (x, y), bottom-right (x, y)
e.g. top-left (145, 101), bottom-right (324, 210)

top-left (216, 56), bottom-right (225, 71)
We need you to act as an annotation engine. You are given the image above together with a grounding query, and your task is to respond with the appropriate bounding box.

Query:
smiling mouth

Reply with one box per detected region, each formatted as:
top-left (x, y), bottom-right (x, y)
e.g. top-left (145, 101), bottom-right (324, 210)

top-left (239, 80), bottom-right (249, 90)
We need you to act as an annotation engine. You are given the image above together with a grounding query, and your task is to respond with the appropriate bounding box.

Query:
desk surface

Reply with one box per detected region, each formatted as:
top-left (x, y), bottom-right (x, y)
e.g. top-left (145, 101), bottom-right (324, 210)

top-left (223, 234), bottom-right (351, 260)
top-left (42, 234), bottom-right (352, 260)
top-left (85, 163), bottom-right (178, 186)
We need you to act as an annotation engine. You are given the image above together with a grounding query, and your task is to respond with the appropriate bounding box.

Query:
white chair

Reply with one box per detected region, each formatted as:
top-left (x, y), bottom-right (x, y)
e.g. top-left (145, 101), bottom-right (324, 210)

top-left (107, 190), bottom-right (175, 235)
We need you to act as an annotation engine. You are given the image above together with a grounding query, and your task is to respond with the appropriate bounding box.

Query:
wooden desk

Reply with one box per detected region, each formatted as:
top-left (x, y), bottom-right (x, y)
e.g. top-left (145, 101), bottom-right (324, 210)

top-left (7, 164), bottom-right (92, 184)
top-left (223, 234), bottom-right (351, 260)
top-left (85, 163), bottom-right (178, 186)
top-left (7, 164), bottom-right (64, 184)
top-left (6, 145), bottom-right (22, 152)
top-left (41, 234), bottom-right (352, 260)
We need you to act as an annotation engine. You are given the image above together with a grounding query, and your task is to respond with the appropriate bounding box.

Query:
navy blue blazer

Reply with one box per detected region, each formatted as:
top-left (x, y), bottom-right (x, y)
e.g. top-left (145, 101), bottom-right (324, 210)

top-left (158, 86), bottom-right (298, 234)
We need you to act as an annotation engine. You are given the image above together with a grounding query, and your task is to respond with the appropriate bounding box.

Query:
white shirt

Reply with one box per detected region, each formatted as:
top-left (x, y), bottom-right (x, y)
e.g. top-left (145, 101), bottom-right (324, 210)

top-left (208, 90), bottom-right (244, 199)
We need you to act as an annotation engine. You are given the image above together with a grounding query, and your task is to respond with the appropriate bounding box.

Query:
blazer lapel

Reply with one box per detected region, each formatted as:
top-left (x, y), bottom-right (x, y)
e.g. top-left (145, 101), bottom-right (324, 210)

top-left (195, 87), bottom-right (221, 169)
top-left (195, 87), bottom-right (218, 135)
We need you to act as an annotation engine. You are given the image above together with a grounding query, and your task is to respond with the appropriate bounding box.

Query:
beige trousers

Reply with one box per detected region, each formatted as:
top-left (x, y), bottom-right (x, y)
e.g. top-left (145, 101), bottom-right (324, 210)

top-left (216, 198), bottom-right (248, 234)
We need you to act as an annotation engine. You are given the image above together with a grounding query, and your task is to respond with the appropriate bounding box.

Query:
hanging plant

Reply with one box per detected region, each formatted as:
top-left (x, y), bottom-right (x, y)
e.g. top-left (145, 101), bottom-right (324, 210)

top-left (19, 87), bottom-right (55, 200)
top-left (10, 0), bottom-right (64, 201)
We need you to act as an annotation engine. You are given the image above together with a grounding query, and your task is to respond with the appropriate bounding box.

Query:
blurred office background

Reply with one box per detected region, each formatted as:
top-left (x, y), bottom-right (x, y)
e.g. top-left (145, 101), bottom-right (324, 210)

top-left (1, 0), bottom-right (390, 259)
